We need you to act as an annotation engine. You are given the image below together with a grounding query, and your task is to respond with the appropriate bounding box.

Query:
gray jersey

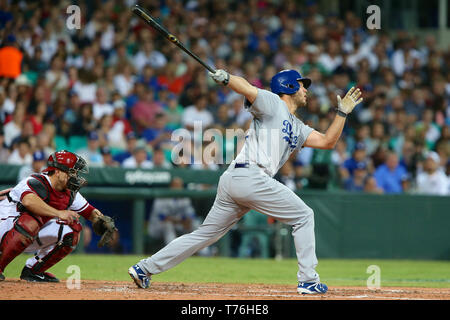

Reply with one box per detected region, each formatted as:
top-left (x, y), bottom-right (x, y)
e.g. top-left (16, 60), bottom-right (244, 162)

top-left (234, 89), bottom-right (314, 177)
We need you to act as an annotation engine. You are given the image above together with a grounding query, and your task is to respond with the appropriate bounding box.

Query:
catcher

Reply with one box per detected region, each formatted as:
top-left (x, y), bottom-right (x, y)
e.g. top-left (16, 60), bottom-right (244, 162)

top-left (0, 150), bottom-right (117, 282)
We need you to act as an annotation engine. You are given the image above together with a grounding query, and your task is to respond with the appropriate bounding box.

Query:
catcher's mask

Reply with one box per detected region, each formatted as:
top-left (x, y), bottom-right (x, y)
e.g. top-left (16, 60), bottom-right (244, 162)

top-left (44, 150), bottom-right (88, 192)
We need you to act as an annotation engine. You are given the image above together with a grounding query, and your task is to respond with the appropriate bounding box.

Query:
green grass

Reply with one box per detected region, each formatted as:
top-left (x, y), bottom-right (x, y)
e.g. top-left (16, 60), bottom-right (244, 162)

top-left (4, 254), bottom-right (450, 288)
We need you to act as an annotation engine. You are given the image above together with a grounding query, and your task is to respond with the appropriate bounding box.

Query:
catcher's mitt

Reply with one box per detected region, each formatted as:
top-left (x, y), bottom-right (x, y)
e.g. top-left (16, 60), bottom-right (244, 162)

top-left (92, 215), bottom-right (118, 247)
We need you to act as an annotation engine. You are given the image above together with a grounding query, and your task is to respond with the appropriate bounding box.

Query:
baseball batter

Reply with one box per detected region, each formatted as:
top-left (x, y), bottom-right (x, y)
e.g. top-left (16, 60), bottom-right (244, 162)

top-left (129, 69), bottom-right (362, 294)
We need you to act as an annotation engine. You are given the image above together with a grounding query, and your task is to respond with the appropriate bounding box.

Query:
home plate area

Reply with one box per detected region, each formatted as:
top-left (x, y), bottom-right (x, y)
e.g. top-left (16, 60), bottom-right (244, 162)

top-left (1, 279), bottom-right (449, 300)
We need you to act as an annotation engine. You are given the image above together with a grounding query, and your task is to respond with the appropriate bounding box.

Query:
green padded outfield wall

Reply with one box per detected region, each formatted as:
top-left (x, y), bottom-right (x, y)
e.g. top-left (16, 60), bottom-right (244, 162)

top-left (300, 192), bottom-right (450, 260)
top-left (0, 164), bottom-right (225, 186)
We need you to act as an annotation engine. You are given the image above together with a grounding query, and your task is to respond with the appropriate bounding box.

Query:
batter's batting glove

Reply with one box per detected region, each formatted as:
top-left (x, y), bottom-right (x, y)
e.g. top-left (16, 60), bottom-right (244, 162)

top-left (337, 87), bottom-right (363, 115)
top-left (209, 69), bottom-right (230, 86)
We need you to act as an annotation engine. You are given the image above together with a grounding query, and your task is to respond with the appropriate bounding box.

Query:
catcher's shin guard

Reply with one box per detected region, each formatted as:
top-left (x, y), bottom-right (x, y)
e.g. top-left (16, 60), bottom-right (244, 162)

top-left (0, 213), bottom-right (42, 272)
top-left (30, 222), bottom-right (81, 274)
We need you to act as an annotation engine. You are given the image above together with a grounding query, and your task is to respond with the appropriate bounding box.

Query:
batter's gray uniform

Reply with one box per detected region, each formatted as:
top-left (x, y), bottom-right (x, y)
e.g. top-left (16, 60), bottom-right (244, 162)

top-left (138, 89), bottom-right (320, 283)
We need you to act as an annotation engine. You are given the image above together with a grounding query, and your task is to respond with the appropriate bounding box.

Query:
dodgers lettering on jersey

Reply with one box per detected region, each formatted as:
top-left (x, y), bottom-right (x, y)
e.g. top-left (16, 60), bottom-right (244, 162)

top-left (233, 89), bottom-right (313, 177)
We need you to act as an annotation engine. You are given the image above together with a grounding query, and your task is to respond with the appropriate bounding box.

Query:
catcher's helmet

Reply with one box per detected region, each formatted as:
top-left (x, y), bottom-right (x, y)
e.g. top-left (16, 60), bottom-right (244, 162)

top-left (270, 69), bottom-right (311, 95)
top-left (45, 150), bottom-right (88, 192)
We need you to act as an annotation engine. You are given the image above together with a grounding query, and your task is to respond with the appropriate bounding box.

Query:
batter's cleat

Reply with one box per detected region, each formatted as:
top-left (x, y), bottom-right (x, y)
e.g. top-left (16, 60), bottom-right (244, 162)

top-left (128, 264), bottom-right (150, 289)
top-left (297, 282), bottom-right (328, 294)
top-left (20, 266), bottom-right (60, 283)
top-left (0, 272), bottom-right (4, 281)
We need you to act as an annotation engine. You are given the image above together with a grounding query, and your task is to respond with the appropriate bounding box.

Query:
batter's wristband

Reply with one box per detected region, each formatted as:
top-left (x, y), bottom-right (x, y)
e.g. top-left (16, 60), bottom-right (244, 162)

top-left (336, 109), bottom-right (348, 118)
top-left (223, 72), bottom-right (230, 86)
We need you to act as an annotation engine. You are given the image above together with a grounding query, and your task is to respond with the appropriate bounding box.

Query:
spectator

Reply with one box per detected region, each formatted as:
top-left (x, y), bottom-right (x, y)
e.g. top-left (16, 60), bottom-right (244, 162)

top-left (131, 89), bottom-right (163, 134)
top-left (107, 42), bottom-right (134, 68)
top-left (390, 37), bottom-right (422, 77)
top-left (214, 103), bottom-right (235, 129)
top-left (12, 119), bottom-right (36, 152)
top-left (164, 94), bottom-right (184, 131)
top-left (92, 87), bottom-right (114, 121)
top-left (415, 151), bottom-right (449, 195)
top-left (331, 139), bottom-right (350, 167)
top-left (113, 131), bottom-right (138, 164)
top-left (301, 44), bottom-right (329, 76)
top-left (366, 121), bottom-right (388, 156)
top-left (275, 161), bottom-right (297, 191)
top-left (142, 112), bottom-right (172, 149)
top-left (17, 150), bottom-right (46, 182)
top-left (106, 99), bottom-right (131, 150)
top-left (63, 90), bottom-right (81, 127)
top-left (0, 86), bottom-right (8, 123)
top-left (318, 39), bottom-right (343, 74)
top-left (67, 66), bottom-right (79, 90)
top-left (7, 138), bottom-right (32, 165)
top-left (35, 131), bottom-right (55, 158)
top-left (15, 74), bottom-right (33, 103)
top-left (181, 94), bottom-right (214, 131)
top-left (76, 131), bottom-right (103, 167)
top-left (363, 175), bottom-right (384, 194)
top-left (28, 100), bottom-right (47, 135)
top-left (72, 69), bottom-right (98, 104)
top-left (122, 145), bottom-right (153, 169)
top-left (343, 161), bottom-right (368, 192)
top-left (45, 56), bottom-right (69, 99)
top-left (97, 114), bottom-right (114, 148)
top-left (71, 103), bottom-right (96, 136)
top-left (373, 151), bottom-right (407, 194)
top-left (152, 147), bottom-right (172, 169)
top-left (346, 124), bottom-right (371, 154)
top-left (292, 160), bottom-right (309, 190)
top-left (138, 64), bottom-right (160, 92)
top-left (415, 108), bottom-right (441, 150)
top-left (399, 139), bottom-right (417, 174)
top-left (26, 47), bottom-right (49, 76)
top-left (100, 146), bottom-right (120, 168)
top-left (133, 41), bottom-right (167, 71)
top-left (0, 127), bottom-right (10, 162)
top-left (98, 67), bottom-right (118, 101)
top-left (113, 63), bottom-right (136, 97)
top-left (434, 128), bottom-right (449, 169)
top-left (147, 177), bottom-right (200, 246)
top-left (340, 142), bottom-right (370, 179)
top-left (3, 101), bottom-right (26, 147)
top-left (404, 88), bottom-right (426, 121)
top-left (156, 63), bottom-right (187, 95)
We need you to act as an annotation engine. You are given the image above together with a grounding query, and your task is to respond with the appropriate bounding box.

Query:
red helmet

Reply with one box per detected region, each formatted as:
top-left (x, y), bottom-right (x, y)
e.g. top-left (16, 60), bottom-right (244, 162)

top-left (45, 150), bottom-right (88, 192)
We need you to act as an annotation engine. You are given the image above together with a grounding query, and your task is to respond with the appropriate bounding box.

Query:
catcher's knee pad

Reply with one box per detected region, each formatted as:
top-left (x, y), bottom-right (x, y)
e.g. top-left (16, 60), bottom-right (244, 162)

top-left (31, 222), bottom-right (81, 274)
top-left (0, 213), bottom-right (42, 272)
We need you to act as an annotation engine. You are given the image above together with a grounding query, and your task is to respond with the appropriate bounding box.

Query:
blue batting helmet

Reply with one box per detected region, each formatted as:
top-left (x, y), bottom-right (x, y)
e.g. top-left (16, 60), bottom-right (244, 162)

top-left (270, 69), bottom-right (312, 95)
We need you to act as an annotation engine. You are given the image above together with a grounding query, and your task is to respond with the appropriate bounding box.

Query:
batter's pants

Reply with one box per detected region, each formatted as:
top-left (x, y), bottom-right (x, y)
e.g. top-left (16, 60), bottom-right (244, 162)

top-left (138, 164), bottom-right (320, 283)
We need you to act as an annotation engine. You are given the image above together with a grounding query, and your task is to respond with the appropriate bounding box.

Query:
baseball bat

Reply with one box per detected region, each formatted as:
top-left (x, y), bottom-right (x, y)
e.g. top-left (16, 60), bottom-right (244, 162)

top-left (131, 4), bottom-right (216, 73)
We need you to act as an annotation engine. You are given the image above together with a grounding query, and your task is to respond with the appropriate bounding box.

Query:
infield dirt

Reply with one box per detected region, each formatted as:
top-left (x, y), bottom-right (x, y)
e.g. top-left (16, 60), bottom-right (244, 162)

top-left (1, 279), bottom-right (449, 300)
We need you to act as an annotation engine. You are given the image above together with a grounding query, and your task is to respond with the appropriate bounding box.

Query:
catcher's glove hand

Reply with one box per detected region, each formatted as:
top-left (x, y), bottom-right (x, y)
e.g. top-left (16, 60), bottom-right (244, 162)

top-left (92, 215), bottom-right (118, 248)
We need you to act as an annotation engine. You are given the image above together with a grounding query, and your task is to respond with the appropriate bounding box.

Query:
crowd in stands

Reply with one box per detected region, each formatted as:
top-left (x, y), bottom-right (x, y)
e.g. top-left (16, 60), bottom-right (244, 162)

top-left (0, 0), bottom-right (449, 195)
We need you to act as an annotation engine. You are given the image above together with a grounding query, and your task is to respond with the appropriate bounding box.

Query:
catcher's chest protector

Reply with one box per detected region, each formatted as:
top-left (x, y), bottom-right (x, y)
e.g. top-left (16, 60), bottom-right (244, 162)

top-left (27, 174), bottom-right (76, 220)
